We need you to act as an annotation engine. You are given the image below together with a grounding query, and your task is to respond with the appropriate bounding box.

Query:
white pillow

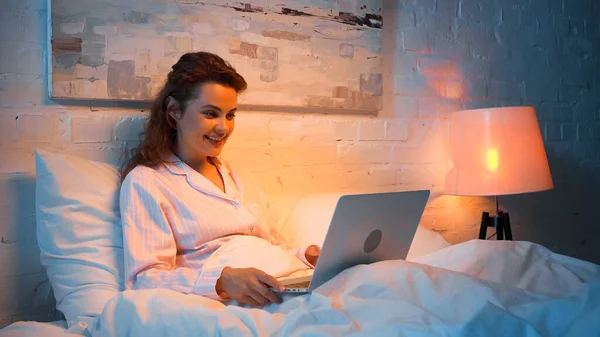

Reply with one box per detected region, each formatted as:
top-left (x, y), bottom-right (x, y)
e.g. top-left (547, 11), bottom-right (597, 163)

top-left (279, 193), bottom-right (451, 260)
top-left (35, 149), bottom-right (124, 328)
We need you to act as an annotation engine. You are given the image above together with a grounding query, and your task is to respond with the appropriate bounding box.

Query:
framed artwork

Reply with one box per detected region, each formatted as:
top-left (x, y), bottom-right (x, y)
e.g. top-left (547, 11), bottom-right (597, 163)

top-left (49, 0), bottom-right (383, 113)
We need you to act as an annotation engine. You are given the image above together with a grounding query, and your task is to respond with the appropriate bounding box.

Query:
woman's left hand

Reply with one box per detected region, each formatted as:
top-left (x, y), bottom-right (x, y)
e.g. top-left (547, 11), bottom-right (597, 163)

top-left (304, 245), bottom-right (320, 266)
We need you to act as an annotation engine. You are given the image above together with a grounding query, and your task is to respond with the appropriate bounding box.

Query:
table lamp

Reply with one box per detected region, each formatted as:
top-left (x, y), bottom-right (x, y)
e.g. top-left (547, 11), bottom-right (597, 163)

top-left (444, 106), bottom-right (554, 240)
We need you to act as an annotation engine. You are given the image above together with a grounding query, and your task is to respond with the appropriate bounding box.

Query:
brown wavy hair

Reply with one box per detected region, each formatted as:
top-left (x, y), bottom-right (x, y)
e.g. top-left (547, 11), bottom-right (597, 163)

top-left (120, 52), bottom-right (248, 181)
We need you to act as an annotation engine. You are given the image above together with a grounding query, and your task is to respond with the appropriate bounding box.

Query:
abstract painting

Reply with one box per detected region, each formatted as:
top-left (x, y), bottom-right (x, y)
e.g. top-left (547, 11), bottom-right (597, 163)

top-left (49, 0), bottom-right (383, 112)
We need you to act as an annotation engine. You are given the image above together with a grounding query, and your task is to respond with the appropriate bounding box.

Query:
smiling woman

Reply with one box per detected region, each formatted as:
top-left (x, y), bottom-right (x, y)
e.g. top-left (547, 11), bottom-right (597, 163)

top-left (165, 83), bottom-right (239, 192)
top-left (120, 52), bottom-right (247, 181)
top-left (118, 52), bottom-right (320, 307)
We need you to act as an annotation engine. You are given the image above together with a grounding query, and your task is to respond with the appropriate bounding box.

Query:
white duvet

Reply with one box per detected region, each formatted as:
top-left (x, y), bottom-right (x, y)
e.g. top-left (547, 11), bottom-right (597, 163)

top-left (91, 240), bottom-right (600, 337)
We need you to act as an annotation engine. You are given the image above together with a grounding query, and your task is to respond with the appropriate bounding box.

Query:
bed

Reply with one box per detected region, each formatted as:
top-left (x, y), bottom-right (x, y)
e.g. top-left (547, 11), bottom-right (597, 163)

top-left (1, 150), bottom-right (598, 337)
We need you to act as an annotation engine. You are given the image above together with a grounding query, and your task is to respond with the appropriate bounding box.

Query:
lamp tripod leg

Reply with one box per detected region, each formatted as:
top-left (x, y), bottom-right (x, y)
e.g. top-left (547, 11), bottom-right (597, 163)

top-left (479, 212), bottom-right (490, 240)
top-left (504, 212), bottom-right (513, 240)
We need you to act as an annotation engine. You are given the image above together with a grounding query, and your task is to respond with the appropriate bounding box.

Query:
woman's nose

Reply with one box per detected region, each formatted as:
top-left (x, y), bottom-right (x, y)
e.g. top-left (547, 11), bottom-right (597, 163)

top-left (215, 117), bottom-right (229, 134)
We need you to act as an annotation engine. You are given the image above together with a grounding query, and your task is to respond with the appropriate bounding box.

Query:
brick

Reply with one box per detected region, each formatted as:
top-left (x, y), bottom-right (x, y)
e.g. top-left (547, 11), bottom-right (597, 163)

top-left (548, 0), bottom-right (564, 15)
top-left (0, 148), bottom-right (35, 173)
top-left (268, 118), bottom-right (336, 145)
top-left (459, 0), bottom-right (482, 19)
top-left (488, 81), bottom-right (524, 101)
top-left (561, 123), bottom-right (577, 141)
top-left (395, 51), bottom-right (418, 76)
top-left (558, 57), bottom-right (588, 87)
top-left (441, 80), bottom-right (465, 100)
top-left (465, 79), bottom-right (487, 99)
top-left (462, 99), bottom-right (495, 110)
top-left (465, 28), bottom-right (496, 60)
top-left (418, 98), bottom-right (461, 117)
top-left (395, 164), bottom-right (436, 188)
top-left (17, 114), bottom-right (54, 143)
top-left (384, 120), bottom-right (409, 141)
top-left (435, 0), bottom-right (458, 16)
top-left (394, 75), bottom-right (437, 97)
top-left (269, 145), bottom-right (337, 166)
top-left (397, 8), bottom-right (416, 28)
top-left (50, 111), bottom-right (71, 144)
top-left (21, 11), bottom-right (45, 44)
top-left (337, 142), bottom-right (393, 164)
top-left (577, 123), bottom-right (599, 142)
top-left (417, 55), bottom-right (463, 80)
top-left (429, 31), bottom-right (469, 57)
top-left (401, 29), bottom-right (429, 52)
top-left (462, 57), bottom-right (492, 80)
top-left (0, 42), bottom-right (44, 76)
top-left (0, 112), bottom-right (18, 143)
top-left (0, 12), bottom-right (22, 42)
top-left (525, 67), bottom-right (561, 102)
top-left (559, 86), bottom-right (587, 105)
top-left (394, 144), bottom-right (437, 164)
top-left (114, 116), bottom-right (145, 141)
top-left (358, 120), bottom-right (385, 140)
top-left (0, 75), bottom-right (45, 108)
top-left (332, 120), bottom-right (359, 141)
top-left (367, 165), bottom-right (397, 187)
top-left (414, 5), bottom-right (432, 28)
top-left (401, 118), bottom-right (439, 147)
top-left (340, 165), bottom-right (396, 193)
top-left (70, 117), bottom-right (115, 143)
top-left (564, 1), bottom-right (593, 19)
top-left (389, 96), bottom-right (418, 118)
top-left (338, 164), bottom-right (373, 191)
top-left (2, 0), bottom-right (46, 10)
top-left (545, 122), bottom-right (562, 141)
top-left (548, 106), bottom-right (576, 122)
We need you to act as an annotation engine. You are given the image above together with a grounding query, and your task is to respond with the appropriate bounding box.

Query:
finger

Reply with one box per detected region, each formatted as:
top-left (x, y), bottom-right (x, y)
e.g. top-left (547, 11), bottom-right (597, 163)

top-left (240, 295), bottom-right (261, 307)
top-left (255, 272), bottom-right (284, 292)
top-left (253, 282), bottom-right (282, 304)
top-left (247, 289), bottom-right (269, 306)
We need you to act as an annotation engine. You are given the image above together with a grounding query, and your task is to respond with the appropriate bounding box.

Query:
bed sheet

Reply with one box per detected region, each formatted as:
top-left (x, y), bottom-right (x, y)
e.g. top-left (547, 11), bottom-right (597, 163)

top-left (90, 240), bottom-right (600, 337)
top-left (0, 320), bottom-right (84, 337)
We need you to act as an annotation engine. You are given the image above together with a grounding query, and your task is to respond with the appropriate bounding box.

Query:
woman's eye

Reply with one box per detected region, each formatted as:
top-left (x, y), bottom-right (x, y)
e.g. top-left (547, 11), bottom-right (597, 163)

top-left (226, 113), bottom-right (236, 120)
top-left (203, 111), bottom-right (218, 118)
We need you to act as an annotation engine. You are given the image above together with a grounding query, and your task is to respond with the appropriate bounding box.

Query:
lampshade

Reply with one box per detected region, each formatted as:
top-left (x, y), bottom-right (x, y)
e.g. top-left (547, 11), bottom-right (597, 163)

top-left (444, 106), bottom-right (554, 196)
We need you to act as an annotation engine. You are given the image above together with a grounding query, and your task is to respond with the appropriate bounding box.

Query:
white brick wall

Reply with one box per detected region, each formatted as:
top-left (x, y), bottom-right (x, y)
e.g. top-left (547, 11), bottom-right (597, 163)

top-left (1, 0), bottom-right (599, 328)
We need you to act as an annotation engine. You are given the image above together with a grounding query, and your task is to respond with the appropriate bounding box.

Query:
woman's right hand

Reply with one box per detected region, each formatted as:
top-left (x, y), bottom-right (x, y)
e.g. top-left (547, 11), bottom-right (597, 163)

top-left (216, 267), bottom-right (285, 306)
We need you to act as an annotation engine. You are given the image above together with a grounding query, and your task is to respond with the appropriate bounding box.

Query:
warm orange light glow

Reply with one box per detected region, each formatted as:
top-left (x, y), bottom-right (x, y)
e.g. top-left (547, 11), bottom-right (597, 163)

top-left (443, 81), bottom-right (464, 100)
top-left (487, 149), bottom-right (498, 172)
top-left (444, 106), bottom-right (554, 196)
top-left (419, 57), bottom-right (465, 100)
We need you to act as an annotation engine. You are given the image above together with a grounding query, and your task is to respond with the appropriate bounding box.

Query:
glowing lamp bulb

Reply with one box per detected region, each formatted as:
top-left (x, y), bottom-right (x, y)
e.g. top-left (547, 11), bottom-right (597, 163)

top-left (487, 148), bottom-right (499, 172)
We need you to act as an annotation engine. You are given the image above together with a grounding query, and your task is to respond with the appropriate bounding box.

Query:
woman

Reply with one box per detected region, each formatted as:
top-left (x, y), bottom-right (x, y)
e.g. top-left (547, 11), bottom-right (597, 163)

top-left (119, 52), bottom-right (320, 307)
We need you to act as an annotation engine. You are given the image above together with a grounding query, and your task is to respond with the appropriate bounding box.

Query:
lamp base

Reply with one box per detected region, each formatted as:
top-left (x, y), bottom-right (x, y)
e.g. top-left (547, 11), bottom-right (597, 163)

top-left (479, 211), bottom-right (513, 240)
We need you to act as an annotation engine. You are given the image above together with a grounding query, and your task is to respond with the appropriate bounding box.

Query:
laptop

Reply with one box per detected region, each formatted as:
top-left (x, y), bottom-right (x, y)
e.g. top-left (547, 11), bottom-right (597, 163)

top-left (274, 190), bottom-right (430, 293)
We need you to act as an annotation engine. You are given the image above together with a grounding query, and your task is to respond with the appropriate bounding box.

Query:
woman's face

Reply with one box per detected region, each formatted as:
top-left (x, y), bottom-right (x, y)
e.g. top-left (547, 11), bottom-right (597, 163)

top-left (171, 82), bottom-right (237, 161)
